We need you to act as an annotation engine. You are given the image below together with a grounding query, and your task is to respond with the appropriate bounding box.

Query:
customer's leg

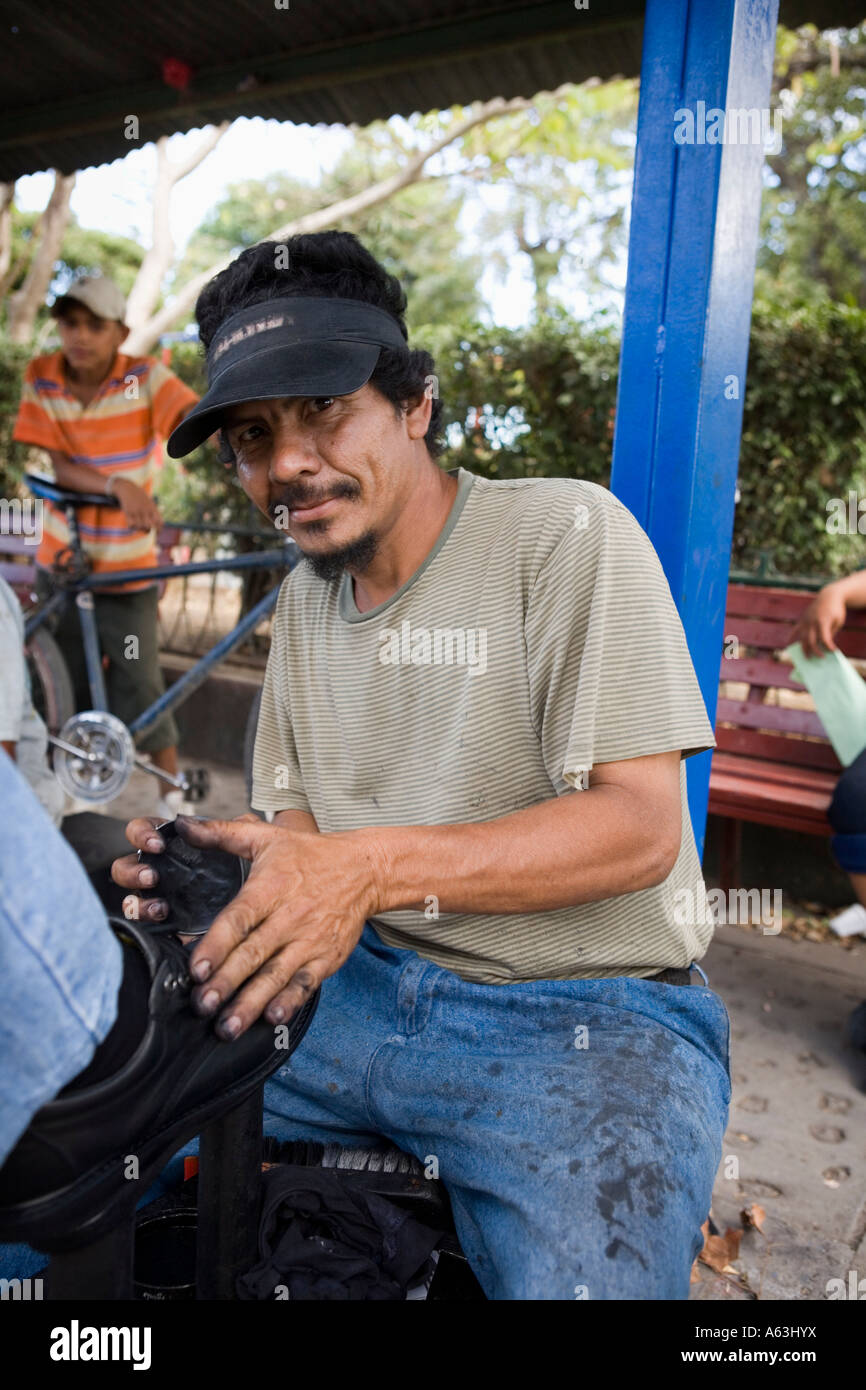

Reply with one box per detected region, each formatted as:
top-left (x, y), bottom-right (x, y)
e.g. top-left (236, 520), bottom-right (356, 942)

top-left (827, 748), bottom-right (866, 906)
top-left (367, 965), bottom-right (731, 1300)
top-left (0, 753), bottom-right (122, 1163)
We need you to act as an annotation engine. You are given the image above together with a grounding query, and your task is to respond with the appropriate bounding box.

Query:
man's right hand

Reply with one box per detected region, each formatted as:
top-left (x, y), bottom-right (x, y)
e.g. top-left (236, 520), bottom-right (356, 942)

top-left (112, 479), bottom-right (162, 531)
top-left (789, 583), bottom-right (848, 658)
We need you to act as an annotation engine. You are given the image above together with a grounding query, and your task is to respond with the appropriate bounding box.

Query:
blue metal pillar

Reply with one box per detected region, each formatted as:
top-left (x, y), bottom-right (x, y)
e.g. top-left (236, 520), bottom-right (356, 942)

top-left (610, 0), bottom-right (780, 858)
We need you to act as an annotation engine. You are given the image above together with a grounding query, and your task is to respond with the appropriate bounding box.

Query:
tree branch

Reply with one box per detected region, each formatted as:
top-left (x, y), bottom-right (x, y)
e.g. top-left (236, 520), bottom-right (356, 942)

top-left (7, 171), bottom-right (75, 343)
top-left (124, 91), bottom-right (557, 355)
top-left (124, 122), bottom-right (231, 332)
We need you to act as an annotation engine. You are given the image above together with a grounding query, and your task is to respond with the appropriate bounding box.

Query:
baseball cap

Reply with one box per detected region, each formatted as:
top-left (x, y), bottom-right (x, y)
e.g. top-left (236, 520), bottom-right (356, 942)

top-left (51, 275), bottom-right (127, 326)
top-left (166, 295), bottom-right (409, 458)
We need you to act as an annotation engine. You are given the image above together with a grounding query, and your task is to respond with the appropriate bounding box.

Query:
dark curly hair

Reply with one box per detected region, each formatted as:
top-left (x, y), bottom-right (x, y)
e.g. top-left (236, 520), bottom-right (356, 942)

top-left (194, 230), bottom-right (444, 460)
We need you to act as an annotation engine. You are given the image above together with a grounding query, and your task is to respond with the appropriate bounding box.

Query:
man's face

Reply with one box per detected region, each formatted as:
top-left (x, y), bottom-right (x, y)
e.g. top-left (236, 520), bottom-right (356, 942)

top-left (56, 305), bottom-right (126, 375)
top-left (221, 383), bottom-right (429, 578)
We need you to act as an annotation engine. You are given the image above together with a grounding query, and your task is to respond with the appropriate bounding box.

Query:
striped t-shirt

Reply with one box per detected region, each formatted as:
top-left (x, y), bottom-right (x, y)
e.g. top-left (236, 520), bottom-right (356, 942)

top-left (252, 467), bottom-right (718, 984)
top-left (13, 351), bottom-right (198, 593)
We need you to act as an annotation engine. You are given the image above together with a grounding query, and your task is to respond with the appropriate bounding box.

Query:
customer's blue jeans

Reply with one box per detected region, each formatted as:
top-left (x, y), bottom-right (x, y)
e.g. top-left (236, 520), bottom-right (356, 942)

top-left (828, 746), bottom-right (866, 873)
top-left (0, 753), bottom-right (121, 1166)
top-left (0, 750), bottom-right (731, 1298)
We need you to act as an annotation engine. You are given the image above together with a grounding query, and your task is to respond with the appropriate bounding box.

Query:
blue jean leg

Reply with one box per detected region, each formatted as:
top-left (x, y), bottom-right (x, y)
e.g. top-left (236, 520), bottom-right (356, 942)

top-left (0, 754), bottom-right (121, 1164)
top-left (0, 754), bottom-right (123, 1280)
top-left (263, 924), bottom-right (731, 1300)
top-left (828, 747), bottom-right (866, 873)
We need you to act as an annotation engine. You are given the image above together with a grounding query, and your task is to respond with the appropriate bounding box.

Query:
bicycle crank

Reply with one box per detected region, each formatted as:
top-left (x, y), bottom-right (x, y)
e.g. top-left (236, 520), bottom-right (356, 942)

top-left (50, 711), bottom-right (136, 804)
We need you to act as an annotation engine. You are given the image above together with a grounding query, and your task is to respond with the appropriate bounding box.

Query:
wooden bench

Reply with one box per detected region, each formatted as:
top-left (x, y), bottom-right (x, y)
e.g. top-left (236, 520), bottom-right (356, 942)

top-left (708, 583), bottom-right (866, 890)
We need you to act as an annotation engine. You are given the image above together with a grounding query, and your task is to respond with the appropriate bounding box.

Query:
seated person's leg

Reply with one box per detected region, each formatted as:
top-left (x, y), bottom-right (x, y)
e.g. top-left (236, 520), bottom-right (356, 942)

top-left (827, 747), bottom-right (866, 900)
top-left (0, 753), bottom-right (124, 1164)
top-left (377, 969), bottom-right (731, 1300)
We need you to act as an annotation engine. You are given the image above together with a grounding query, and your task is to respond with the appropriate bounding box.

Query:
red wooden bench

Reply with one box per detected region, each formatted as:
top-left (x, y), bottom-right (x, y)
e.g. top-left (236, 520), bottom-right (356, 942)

top-left (708, 583), bottom-right (866, 890)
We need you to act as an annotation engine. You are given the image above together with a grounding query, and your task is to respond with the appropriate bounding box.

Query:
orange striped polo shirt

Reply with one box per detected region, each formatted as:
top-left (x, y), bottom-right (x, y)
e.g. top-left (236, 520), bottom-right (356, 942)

top-left (13, 351), bottom-right (199, 593)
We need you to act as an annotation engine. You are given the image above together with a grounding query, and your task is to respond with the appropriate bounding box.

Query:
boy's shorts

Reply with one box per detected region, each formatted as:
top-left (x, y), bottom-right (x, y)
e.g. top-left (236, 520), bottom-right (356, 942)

top-left (35, 574), bottom-right (180, 754)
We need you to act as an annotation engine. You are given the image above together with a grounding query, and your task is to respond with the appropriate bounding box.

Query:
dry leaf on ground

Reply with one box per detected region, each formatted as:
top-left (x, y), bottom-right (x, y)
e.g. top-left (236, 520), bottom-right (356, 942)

top-left (741, 1203), bottom-right (766, 1233)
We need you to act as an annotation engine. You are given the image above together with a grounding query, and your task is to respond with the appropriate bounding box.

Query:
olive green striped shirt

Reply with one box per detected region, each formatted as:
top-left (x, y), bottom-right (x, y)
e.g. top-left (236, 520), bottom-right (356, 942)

top-left (252, 467), bottom-right (717, 983)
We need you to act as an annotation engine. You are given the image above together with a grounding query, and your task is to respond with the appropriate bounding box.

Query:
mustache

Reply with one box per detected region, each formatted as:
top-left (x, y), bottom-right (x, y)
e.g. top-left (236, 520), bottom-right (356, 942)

top-left (267, 479), bottom-right (360, 520)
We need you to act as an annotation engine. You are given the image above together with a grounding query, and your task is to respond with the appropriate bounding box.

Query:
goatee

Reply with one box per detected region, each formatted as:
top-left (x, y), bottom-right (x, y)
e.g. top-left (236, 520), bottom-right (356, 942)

top-left (302, 530), bottom-right (379, 582)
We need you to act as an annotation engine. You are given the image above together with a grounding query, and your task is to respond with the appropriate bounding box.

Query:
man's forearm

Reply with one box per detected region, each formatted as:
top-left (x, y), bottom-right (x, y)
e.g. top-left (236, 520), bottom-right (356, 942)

top-left (353, 782), bottom-right (679, 917)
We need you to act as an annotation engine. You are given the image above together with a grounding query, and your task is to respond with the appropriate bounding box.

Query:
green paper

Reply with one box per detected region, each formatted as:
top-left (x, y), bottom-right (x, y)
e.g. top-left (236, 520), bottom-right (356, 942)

top-left (781, 642), bottom-right (866, 767)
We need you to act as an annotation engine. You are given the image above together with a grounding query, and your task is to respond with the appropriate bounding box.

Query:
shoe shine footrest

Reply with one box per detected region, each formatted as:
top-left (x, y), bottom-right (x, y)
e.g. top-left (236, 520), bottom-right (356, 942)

top-left (139, 819), bottom-right (248, 938)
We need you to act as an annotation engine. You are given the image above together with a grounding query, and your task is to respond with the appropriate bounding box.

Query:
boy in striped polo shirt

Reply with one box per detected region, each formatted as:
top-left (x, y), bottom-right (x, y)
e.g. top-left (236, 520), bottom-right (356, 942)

top-left (13, 275), bottom-right (199, 816)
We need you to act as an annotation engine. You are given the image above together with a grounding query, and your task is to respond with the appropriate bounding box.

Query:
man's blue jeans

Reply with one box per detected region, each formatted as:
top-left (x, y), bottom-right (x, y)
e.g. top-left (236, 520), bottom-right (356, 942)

top-left (0, 753), bottom-right (731, 1298)
top-left (262, 924), bottom-right (731, 1299)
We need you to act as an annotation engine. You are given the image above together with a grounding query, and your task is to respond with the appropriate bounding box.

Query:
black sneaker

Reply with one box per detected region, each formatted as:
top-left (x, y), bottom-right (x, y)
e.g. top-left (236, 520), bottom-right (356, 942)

top-left (0, 915), bottom-right (318, 1250)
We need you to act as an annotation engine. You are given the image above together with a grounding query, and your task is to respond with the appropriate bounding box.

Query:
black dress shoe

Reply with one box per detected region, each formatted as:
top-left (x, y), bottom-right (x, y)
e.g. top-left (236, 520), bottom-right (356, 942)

top-left (0, 916), bottom-right (318, 1251)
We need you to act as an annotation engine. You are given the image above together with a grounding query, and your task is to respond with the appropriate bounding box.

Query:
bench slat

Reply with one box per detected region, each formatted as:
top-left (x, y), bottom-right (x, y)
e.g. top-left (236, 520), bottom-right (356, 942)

top-left (725, 585), bottom-right (813, 620)
top-left (709, 757), bottom-right (835, 831)
top-left (714, 725), bottom-right (842, 772)
top-left (716, 697), bottom-right (828, 739)
top-left (0, 563), bottom-right (36, 587)
top-left (720, 655), bottom-right (805, 689)
top-left (726, 583), bottom-right (866, 629)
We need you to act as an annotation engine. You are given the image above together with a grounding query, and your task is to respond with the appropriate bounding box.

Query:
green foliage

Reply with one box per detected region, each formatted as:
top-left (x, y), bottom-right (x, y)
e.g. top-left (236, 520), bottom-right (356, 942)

top-left (154, 342), bottom-right (255, 528)
top-left (756, 23), bottom-right (866, 308)
top-left (0, 333), bottom-right (37, 492)
top-left (428, 311), bottom-right (619, 482)
top-left (736, 297), bottom-right (866, 577)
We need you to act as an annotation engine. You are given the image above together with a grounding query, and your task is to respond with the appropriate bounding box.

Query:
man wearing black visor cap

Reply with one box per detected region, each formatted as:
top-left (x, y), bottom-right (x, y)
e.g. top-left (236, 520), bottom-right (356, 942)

top-left (114, 230), bottom-right (730, 1300)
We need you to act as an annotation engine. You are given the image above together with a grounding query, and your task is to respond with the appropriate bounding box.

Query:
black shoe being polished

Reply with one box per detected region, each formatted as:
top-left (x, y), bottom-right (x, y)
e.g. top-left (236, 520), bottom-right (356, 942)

top-left (0, 915), bottom-right (318, 1250)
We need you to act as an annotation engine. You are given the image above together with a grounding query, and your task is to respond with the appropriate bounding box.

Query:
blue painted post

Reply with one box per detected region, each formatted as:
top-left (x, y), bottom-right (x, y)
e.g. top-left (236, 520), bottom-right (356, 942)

top-left (611, 0), bottom-right (780, 859)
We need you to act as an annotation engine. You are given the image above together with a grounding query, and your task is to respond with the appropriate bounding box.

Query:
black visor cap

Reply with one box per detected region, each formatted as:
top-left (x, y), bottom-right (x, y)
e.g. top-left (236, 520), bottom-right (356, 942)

top-left (166, 296), bottom-right (409, 458)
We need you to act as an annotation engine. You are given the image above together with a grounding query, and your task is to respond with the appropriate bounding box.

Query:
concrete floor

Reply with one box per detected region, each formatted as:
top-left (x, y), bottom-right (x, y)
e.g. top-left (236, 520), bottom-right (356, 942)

top-left (99, 758), bottom-right (866, 1302)
top-left (692, 926), bottom-right (866, 1301)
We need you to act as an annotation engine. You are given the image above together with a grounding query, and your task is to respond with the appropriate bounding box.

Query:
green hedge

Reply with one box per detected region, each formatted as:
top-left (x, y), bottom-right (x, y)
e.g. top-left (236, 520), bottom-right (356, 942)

top-left (3, 297), bottom-right (865, 580)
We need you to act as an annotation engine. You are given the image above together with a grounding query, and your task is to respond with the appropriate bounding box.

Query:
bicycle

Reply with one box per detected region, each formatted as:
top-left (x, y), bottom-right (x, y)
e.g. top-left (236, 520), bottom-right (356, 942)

top-left (22, 472), bottom-right (298, 808)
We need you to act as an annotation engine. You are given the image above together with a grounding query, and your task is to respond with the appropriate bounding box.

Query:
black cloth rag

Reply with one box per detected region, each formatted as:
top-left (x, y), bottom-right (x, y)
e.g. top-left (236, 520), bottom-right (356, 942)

top-left (237, 1165), bottom-right (444, 1301)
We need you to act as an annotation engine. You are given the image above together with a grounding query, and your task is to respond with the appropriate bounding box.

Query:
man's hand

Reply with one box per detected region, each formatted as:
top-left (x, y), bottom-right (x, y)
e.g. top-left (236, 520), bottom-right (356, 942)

top-left (789, 583), bottom-right (848, 658)
top-left (112, 478), bottom-right (162, 531)
top-left (111, 814), bottom-right (385, 1040)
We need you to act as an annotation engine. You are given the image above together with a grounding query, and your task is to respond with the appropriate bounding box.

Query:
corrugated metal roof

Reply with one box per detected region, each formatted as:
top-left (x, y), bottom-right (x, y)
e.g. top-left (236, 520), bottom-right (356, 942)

top-left (0, 0), bottom-right (861, 180)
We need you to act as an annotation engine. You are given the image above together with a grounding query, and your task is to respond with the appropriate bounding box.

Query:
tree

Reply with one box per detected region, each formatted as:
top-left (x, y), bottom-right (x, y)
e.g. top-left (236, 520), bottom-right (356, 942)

top-left (0, 201), bottom-right (143, 342)
top-left (123, 86), bottom-right (599, 355)
top-left (178, 150), bottom-right (484, 332)
top-left (756, 22), bottom-right (866, 307)
top-left (6, 171), bottom-right (76, 342)
top-left (467, 78), bottom-right (637, 319)
top-left (123, 124), bottom-right (230, 333)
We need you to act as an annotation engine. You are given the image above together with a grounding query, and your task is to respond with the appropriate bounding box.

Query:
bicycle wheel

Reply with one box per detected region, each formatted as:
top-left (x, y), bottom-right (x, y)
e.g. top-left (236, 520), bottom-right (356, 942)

top-left (243, 685), bottom-right (263, 807)
top-left (26, 627), bottom-right (75, 734)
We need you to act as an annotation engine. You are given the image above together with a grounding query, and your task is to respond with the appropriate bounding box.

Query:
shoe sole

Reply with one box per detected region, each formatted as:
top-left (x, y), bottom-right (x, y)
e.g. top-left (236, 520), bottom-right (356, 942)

top-left (0, 992), bottom-right (318, 1253)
